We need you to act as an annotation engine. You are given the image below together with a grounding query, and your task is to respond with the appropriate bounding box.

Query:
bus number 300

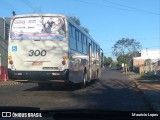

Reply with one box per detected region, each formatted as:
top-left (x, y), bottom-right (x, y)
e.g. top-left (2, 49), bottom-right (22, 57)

top-left (28, 50), bottom-right (47, 56)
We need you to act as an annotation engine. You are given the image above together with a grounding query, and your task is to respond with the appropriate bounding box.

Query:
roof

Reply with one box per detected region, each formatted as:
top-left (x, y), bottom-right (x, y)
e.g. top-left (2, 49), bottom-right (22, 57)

top-left (12, 14), bottom-right (66, 18)
top-left (11, 13), bottom-right (100, 48)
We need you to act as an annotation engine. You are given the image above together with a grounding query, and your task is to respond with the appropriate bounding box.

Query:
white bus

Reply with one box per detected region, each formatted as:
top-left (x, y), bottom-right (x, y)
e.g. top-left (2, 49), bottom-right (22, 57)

top-left (8, 14), bottom-right (103, 88)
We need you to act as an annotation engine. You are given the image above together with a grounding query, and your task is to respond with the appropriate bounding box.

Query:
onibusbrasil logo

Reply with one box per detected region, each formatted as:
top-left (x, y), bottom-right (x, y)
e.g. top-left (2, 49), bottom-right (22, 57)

top-left (2, 112), bottom-right (42, 118)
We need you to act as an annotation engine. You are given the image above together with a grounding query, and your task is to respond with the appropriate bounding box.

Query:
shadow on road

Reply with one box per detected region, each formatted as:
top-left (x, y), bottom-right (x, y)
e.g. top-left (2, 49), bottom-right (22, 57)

top-left (137, 79), bottom-right (160, 84)
top-left (4, 68), bottom-right (152, 111)
top-left (24, 80), bottom-right (98, 92)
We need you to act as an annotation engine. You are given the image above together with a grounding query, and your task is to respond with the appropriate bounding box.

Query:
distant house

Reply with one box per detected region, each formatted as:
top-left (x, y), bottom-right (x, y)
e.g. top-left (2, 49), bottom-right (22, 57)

top-left (133, 49), bottom-right (160, 74)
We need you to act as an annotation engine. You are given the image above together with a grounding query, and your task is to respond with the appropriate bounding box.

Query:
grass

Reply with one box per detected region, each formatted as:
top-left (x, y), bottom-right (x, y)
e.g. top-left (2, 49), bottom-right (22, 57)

top-left (138, 74), bottom-right (160, 80)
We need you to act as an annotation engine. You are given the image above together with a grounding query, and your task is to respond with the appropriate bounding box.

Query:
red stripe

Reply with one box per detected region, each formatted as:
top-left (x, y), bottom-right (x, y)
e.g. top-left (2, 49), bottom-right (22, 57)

top-left (12, 32), bottom-right (63, 37)
top-left (0, 66), bottom-right (8, 81)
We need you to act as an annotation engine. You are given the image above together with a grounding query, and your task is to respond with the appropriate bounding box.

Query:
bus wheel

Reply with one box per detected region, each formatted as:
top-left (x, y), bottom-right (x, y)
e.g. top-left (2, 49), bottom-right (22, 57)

top-left (81, 72), bottom-right (87, 88)
top-left (96, 69), bottom-right (99, 78)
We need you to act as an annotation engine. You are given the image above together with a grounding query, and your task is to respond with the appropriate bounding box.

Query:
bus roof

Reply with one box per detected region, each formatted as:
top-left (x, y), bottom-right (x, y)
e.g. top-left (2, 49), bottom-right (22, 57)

top-left (11, 13), bottom-right (100, 48)
top-left (66, 16), bottom-right (100, 47)
top-left (12, 14), bottom-right (66, 18)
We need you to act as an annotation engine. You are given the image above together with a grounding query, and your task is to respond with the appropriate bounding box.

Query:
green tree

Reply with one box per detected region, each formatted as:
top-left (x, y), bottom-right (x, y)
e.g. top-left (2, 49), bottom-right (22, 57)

top-left (81, 26), bottom-right (89, 33)
top-left (103, 56), bottom-right (113, 67)
top-left (117, 54), bottom-right (130, 65)
top-left (111, 60), bottom-right (117, 67)
top-left (112, 38), bottom-right (141, 65)
top-left (70, 16), bottom-right (89, 33)
top-left (112, 38), bottom-right (141, 57)
top-left (70, 16), bottom-right (81, 26)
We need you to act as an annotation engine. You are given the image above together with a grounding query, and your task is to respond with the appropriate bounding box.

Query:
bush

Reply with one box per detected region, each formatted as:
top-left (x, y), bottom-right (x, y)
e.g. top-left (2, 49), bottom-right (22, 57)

top-left (133, 66), bottom-right (139, 73)
top-left (139, 74), bottom-right (160, 80)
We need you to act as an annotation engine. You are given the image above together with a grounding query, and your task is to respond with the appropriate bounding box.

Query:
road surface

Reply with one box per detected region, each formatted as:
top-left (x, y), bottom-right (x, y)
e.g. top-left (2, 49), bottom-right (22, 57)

top-left (0, 68), bottom-right (151, 111)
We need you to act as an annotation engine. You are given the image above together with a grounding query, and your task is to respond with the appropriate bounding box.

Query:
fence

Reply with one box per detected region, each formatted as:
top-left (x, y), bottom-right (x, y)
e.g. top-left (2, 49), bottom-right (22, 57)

top-left (144, 60), bottom-right (160, 75)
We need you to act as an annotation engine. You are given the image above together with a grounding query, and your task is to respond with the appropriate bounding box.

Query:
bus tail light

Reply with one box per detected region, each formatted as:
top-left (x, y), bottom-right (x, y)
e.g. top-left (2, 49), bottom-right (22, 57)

top-left (62, 55), bottom-right (67, 65)
top-left (9, 60), bottom-right (13, 65)
top-left (62, 60), bottom-right (66, 65)
top-left (8, 56), bottom-right (12, 60)
top-left (63, 56), bottom-right (68, 60)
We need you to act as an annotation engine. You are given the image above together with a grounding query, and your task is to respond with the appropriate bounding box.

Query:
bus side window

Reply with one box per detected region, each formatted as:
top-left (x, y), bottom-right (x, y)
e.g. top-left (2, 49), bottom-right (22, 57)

top-left (69, 25), bottom-right (76, 50)
top-left (76, 30), bottom-right (82, 53)
top-left (79, 32), bottom-right (82, 53)
top-left (96, 45), bottom-right (98, 58)
top-left (85, 37), bottom-right (89, 54)
top-left (75, 30), bottom-right (79, 41)
top-left (81, 34), bottom-right (84, 53)
top-left (98, 47), bottom-right (100, 58)
top-left (73, 27), bottom-right (76, 39)
top-left (75, 30), bottom-right (79, 51)
top-left (84, 36), bottom-right (87, 54)
top-left (69, 25), bottom-right (72, 37)
top-left (92, 42), bottom-right (94, 57)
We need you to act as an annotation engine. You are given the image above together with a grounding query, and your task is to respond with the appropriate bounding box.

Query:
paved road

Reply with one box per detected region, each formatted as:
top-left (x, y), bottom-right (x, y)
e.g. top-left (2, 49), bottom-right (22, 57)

top-left (0, 68), bottom-right (151, 111)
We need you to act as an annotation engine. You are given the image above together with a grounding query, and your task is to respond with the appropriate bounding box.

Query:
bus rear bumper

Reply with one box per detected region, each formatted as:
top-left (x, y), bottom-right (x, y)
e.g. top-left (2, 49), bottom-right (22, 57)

top-left (8, 69), bottom-right (69, 82)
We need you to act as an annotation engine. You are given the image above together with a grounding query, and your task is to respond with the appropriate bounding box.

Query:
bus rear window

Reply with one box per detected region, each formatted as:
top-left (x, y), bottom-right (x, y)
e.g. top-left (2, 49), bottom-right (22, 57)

top-left (11, 16), bottom-right (66, 40)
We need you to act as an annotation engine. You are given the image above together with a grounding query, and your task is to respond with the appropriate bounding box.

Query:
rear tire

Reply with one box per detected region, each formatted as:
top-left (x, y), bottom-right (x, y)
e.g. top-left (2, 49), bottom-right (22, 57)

top-left (96, 69), bottom-right (99, 79)
top-left (81, 72), bottom-right (87, 88)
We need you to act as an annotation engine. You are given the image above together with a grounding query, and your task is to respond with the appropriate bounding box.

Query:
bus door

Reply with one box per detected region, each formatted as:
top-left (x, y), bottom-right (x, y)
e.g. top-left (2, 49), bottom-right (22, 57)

top-left (88, 43), bottom-right (92, 80)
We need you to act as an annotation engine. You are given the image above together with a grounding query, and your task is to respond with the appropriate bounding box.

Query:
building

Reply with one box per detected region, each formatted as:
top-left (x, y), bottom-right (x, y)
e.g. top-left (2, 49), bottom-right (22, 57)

top-left (133, 49), bottom-right (160, 74)
top-left (0, 17), bottom-right (11, 81)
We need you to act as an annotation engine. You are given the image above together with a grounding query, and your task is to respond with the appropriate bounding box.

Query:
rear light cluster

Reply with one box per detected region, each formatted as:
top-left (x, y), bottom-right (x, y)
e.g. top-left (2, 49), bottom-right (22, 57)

top-left (9, 60), bottom-right (13, 65)
top-left (62, 60), bottom-right (66, 65)
top-left (62, 56), bottom-right (68, 65)
top-left (8, 56), bottom-right (16, 70)
top-left (8, 56), bottom-right (14, 65)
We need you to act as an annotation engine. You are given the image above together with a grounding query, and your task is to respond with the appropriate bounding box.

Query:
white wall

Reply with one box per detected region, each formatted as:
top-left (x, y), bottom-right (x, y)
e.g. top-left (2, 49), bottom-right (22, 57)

top-left (140, 49), bottom-right (160, 59)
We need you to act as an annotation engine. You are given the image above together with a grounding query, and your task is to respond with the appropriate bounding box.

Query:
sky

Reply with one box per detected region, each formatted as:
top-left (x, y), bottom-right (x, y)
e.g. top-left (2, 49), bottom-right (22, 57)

top-left (0, 0), bottom-right (160, 60)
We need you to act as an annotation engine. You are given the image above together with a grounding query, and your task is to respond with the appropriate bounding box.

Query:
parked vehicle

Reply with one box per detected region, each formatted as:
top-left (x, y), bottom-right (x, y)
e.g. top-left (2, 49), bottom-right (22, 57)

top-left (116, 64), bottom-right (122, 70)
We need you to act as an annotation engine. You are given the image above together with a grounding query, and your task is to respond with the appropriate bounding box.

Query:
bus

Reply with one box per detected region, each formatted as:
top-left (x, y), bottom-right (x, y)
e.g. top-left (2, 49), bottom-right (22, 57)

top-left (8, 14), bottom-right (103, 88)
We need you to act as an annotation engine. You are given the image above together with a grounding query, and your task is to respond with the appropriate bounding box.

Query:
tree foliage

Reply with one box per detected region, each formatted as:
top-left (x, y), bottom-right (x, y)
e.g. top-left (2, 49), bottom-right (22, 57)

top-left (112, 38), bottom-right (142, 65)
top-left (81, 26), bottom-right (89, 33)
top-left (103, 56), bottom-right (113, 66)
top-left (117, 54), bottom-right (130, 65)
top-left (70, 16), bottom-right (89, 33)
top-left (70, 16), bottom-right (81, 26)
top-left (112, 38), bottom-right (141, 57)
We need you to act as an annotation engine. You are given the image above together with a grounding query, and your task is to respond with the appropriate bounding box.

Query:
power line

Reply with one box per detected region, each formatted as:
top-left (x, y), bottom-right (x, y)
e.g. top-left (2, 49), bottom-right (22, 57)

top-left (77, 0), bottom-right (160, 16)
top-left (21, 0), bottom-right (36, 13)
top-left (0, 0), bottom-right (25, 14)
top-left (21, 0), bottom-right (42, 14)
top-left (77, 0), bottom-right (136, 12)
top-left (102, 0), bottom-right (159, 15)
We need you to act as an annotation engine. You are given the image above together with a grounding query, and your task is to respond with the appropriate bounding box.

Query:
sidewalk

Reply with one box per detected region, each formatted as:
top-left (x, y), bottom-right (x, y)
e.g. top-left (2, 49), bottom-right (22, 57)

top-left (127, 72), bottom-right (160, 111)
top-left (0, 80), bottom-right (20, 86)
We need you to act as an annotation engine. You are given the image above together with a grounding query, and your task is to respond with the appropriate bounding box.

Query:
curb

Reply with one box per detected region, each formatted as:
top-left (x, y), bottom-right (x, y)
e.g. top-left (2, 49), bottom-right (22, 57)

top-left (129, 74), bottom-right (156, 111)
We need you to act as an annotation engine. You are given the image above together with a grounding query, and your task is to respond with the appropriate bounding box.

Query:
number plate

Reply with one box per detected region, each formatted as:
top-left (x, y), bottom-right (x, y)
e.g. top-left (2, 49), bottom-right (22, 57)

top-left (32, 61), bottom-right (43, 65)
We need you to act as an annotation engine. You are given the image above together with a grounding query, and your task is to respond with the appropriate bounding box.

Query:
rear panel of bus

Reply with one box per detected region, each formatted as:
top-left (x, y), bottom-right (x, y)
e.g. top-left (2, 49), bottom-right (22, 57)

top-left (8, 14), bottom-right (69, 80)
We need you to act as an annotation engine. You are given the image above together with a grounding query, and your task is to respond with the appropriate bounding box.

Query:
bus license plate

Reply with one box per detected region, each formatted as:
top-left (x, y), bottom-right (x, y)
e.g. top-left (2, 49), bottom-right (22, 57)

top-left (32, 61), bottom-right (43, 65)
